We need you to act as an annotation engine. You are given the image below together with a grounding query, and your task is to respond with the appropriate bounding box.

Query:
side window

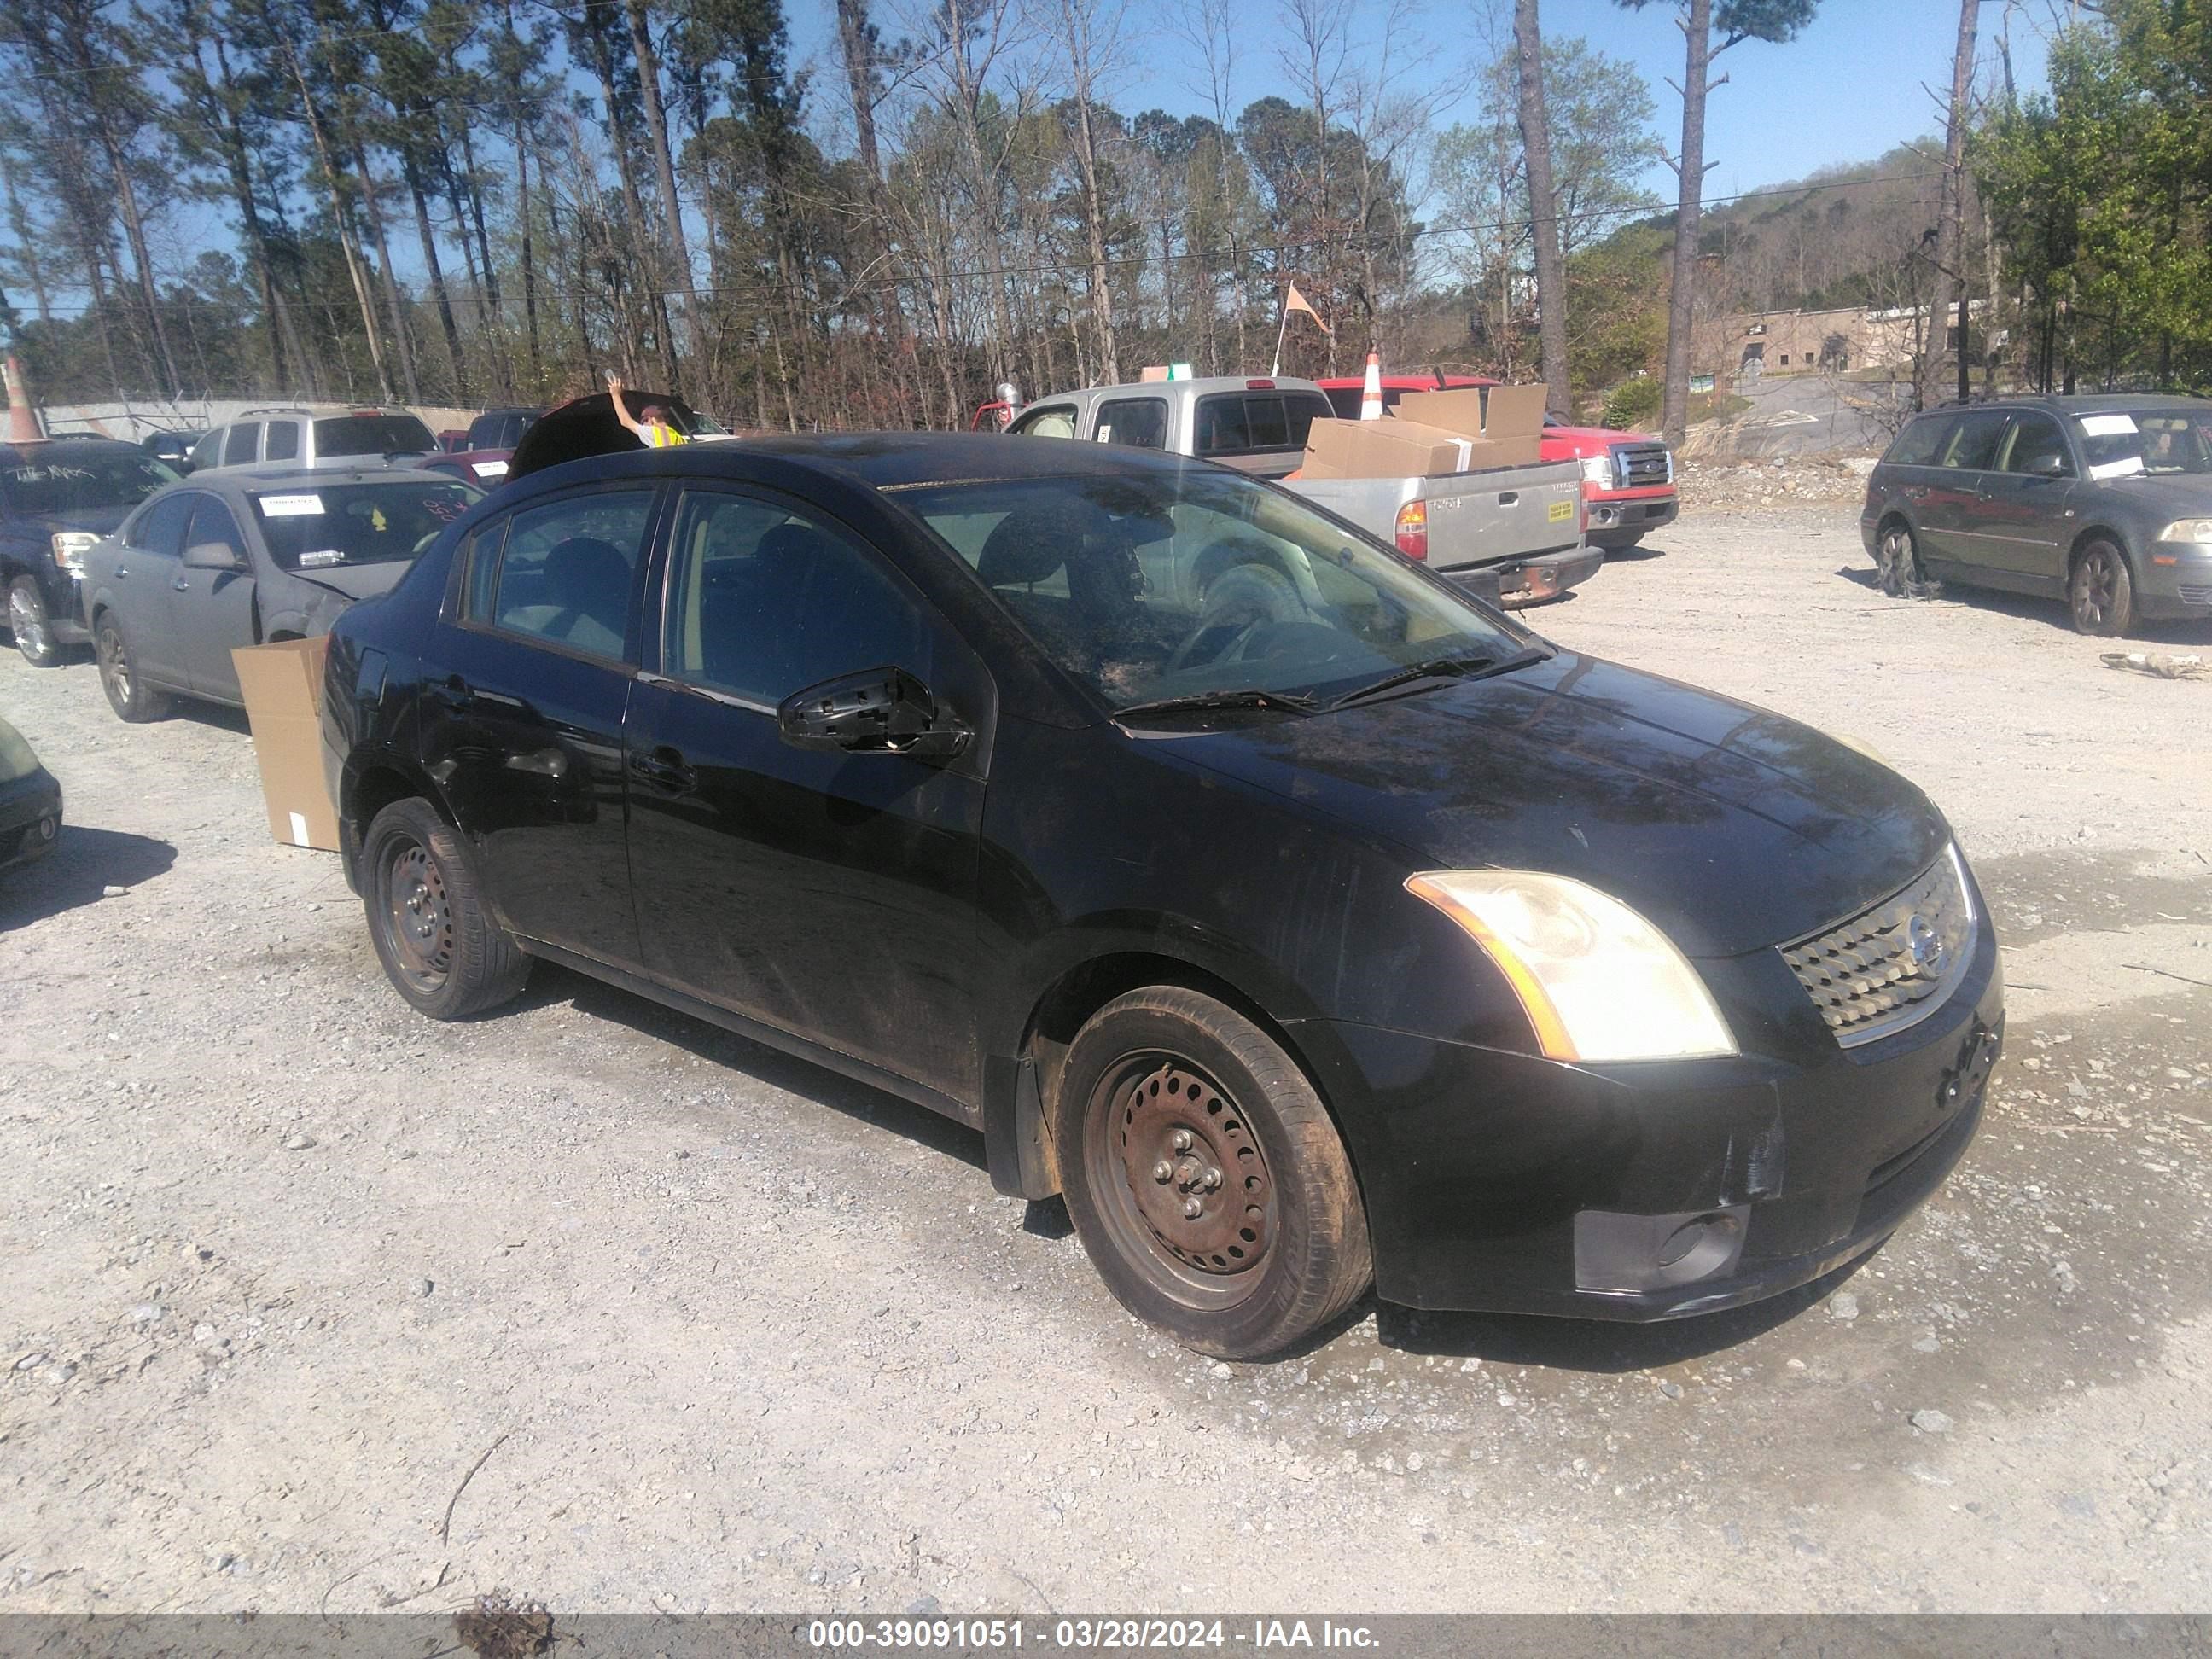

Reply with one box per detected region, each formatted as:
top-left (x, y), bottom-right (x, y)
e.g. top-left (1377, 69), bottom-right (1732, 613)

top-left (186, 498), bottom-right (247, 559)
top-left (131, 493), bottom-right (196, 556)
top-left (665, 490), bottom-right (931, 707)
top-left (1095, 398), bottom-right (1168, 450)
top-left (473, 488), bottom-right (656, 662)
top-left (1010, 405), bottom-right (1078, 439)
top-left (1998, 414), bottom-right (2071, 477)
top-left (224, 422), bottom-right (263, 467)
top-left (189, 430), bottom-right (224, 472)
top-left (1938, 410), bottom-right (2010, 472)
top-left (1885, 416), bottom-right (1953, 468)
top-left (263, 420), bottom-right (300, 462)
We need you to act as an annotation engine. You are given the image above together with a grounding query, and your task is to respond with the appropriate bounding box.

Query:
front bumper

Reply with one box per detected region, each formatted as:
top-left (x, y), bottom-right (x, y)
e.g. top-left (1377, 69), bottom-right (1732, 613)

top-left (1586, 491), bottom-right (1679, 547)
top-left (1296, 905), bottom-right (2004, 1319)
top-left (0, 769), bottom-right (63, 873)
top-left (2138, 541), bottom-right (2212, 620)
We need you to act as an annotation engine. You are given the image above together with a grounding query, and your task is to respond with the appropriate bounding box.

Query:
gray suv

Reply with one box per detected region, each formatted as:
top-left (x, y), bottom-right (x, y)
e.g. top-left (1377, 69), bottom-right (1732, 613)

top-left (1861, 394), bottom-right (2212, 636)
top-left (187, 407), bottom-right (438, 474)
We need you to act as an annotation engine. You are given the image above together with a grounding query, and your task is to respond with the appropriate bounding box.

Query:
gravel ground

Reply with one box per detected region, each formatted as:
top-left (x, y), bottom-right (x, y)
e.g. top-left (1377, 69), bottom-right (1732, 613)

top-left (3, 502), bottom-right (2210, 1616)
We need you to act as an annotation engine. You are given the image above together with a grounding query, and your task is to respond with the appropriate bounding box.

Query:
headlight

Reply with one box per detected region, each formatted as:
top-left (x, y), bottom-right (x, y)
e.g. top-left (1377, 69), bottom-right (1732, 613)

top-left (1405, 870), bottom-right (1737, 1062)
top-left (1580, 453), bottom-right (1616, 490)
top-left (50, 532), bottom-right (98, 575)
top-left (2157, 519), bottom-right (2212, 544)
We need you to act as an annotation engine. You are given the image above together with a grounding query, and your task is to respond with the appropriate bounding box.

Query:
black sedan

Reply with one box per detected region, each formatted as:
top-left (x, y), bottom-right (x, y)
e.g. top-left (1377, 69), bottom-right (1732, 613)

top-left (0, 714), bottom-right (61, 877)
top-left (323, 434), bottom-right (2004, 1359)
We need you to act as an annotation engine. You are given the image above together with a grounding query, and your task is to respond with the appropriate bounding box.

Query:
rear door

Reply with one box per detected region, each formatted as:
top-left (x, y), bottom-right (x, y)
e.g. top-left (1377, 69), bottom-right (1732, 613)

top-left (108, 492), bottom-right (195, 685)
top-left (425, 482), bottom-right (662, 966)
top-left (172, 495), bottom-right (259, 701)
top-left (623, 485), bottom-right (989, 1102)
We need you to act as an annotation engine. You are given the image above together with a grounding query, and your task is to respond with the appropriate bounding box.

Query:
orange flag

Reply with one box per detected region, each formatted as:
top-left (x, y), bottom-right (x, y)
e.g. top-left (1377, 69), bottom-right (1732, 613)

top-left (1284, 282), bottom-right (1332, 335)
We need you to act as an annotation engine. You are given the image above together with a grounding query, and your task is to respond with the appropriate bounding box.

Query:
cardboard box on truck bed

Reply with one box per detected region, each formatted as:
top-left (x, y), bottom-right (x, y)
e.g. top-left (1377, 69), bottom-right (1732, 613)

top-left (1300, 416), bottom-right (1475, 481)
top-left (1392, 383), bottom-right (1547, 469)
top-left (1300, 382), bottom-right (1550, 479)
top-left (231, 635), bottom-right (340, 852)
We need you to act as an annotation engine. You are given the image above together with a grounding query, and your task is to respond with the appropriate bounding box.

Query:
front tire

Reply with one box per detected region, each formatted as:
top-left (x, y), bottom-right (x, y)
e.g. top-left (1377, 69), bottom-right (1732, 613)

top-left (2069, 539), bottom-right (2134, 637)
top-left (9, 576), bottom-right (61, 667)
top-left (1053, 987), bottom-right (1372, 1359)
top-left (96, 614), bottom-right (170, 721)
top-left (361, 798), bottom-right (531, 1020)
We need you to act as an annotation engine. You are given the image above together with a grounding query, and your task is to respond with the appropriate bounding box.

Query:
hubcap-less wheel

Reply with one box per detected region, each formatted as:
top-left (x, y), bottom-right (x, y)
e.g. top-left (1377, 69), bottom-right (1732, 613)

top-left (382, 842), bottom-right (454, 992)
top-left (2073, 547), bottom-right (2122, 632)
top-left (98, 625), bottom-right (132, 705)
top-left (1091, 1053), bottom-right (1277, 1307)
top-left (9, 582), bottom-right (49, 661)
top-left (1878, 525), bottom-right (1919, 597)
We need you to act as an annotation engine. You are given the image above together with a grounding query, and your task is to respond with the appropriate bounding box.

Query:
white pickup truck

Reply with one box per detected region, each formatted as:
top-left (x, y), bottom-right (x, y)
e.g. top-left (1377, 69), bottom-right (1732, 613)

top-left (1004, 375), bottom-right (1601, 606)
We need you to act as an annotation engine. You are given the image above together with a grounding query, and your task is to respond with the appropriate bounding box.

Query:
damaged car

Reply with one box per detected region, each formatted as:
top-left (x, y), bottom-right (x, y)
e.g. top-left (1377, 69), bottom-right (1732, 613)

top-left (323, 434), bottom-right (2003, 1359)
top-left (80, 466), bottom-right (480, 721)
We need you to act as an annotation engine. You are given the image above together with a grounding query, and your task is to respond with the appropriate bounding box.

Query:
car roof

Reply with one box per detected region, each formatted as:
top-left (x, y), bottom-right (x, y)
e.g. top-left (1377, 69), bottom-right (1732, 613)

top-left (736, 431), bottom-right (1216, 489)
top-left (1920, 393), bottom-right (2212, 416)
top-left (182, 463), bottom-right (474, 494)
top-left (0, 437), bottom-right (147, 464)
top-left (1030, 375), bottom-right (1328, 402)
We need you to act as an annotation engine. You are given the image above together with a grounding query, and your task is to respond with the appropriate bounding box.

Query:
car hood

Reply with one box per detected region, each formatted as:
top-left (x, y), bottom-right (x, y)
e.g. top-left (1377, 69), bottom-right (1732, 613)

top-left (288, 562), bottom-right (413, 602)
top-left (16, 504), bottom-right (134, 539)
top-left (2098, 471), bottom-right (2212, 515)
top-left (1157, 652), bottom-right (1949, 958)
top-left (1543, 424), bottom-right (1660, 453)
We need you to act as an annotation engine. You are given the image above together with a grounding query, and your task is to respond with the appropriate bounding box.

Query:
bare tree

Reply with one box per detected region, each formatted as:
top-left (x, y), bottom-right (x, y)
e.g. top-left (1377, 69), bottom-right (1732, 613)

top-left (1046, 0), bottom-right (1128, 382)
top-left (1514, 0), bottom-right (1569, 415)
top-left (1927, 0), bottom-right (1982, 408)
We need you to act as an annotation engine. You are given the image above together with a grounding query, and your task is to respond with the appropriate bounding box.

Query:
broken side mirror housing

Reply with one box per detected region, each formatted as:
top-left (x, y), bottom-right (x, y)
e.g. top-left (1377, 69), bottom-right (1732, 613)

top-left (777, 667), bottom-right (971, 763)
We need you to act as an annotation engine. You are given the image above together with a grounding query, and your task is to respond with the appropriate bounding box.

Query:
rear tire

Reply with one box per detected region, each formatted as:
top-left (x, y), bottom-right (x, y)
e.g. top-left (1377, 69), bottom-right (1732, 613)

top-left (1876, 520), bottom-right (1927, 597)
top-left (2069, 539), bottom-right (2133, 637)
top-left (1053, 987), bottom-right (1372, 1359)
top-left (9, 576), bottom-right (61, 667)
top-left (95, 614), bottom-right (170, 721)
top-left (361, 797), bottom-right (531, 1020)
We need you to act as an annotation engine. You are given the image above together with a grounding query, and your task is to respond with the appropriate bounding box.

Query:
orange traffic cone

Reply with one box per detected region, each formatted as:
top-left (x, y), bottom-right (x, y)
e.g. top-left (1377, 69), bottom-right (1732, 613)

top-left (1359, 350), bottom-right (1383, 421)
top-left (2, 356), bottom-right (44, 444)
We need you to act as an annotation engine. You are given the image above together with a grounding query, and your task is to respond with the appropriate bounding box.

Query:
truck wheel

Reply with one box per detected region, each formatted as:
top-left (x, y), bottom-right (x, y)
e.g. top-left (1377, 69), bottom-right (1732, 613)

top-left (9, 577), bottom-right (61, 667)
top-left (361, 798), bottom-right (531, 1020)
top-left (96, 614), bottom-right (171, 721)
top-left (2069, 540), bottom-right (2133, 637)
top-left (1054, 987), bottom-right (1372, 1359)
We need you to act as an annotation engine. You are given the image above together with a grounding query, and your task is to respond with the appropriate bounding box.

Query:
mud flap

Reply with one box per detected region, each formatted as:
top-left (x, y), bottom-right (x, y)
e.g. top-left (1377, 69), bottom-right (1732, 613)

top-left (983, 1054), bottom-right (1059, 1199)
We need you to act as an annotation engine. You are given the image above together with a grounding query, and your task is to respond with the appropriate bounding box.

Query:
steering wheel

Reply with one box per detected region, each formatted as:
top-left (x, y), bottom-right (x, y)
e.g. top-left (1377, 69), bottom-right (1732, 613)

top-left (1164, 562), bottom-right (1302, 677)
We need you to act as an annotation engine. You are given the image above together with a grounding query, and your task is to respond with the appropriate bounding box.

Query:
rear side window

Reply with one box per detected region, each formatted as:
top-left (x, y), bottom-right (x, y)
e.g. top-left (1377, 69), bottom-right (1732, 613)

top-left (131, 493), bottom-right (196, 556)
top-left (313, 413), bottom-right (437, 457)
top-left (224, 423), bottom-right (262, 466)
top-left (1938, 410), bottom-right (2010, 471)
top-left (263, 420), bottom-right (300, 462)
top-left (470, 487), bottom-right (656, 662)
top-left (1885, 416), bottom-right (1953, 468)
top-left (1095, 398), bottom-right (1168, 450)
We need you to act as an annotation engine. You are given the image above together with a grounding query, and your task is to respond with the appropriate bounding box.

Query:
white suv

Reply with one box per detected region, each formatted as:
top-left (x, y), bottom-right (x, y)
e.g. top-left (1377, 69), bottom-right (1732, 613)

top-left (187, 408), bottom-right (438, 474)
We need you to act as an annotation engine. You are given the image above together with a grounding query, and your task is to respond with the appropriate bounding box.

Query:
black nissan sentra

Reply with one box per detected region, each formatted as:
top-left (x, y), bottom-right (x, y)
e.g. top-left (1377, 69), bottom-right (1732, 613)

top-left (322, 433), bottom-right (2003, 1359)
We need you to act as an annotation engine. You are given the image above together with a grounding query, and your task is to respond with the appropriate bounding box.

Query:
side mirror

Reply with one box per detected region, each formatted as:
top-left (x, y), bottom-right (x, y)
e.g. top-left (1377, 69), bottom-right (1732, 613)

top-left (183, 539), bottom-right (246, 571)
top-left (777, 667), bottom-right (971, 763)
top-left (2033, 452), bottom-right (2069, 478)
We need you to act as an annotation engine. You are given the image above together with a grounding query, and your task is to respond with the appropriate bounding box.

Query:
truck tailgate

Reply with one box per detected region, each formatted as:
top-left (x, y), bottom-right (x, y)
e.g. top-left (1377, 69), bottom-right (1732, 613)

top-left (1418, 459), bottom-right (1584, 570)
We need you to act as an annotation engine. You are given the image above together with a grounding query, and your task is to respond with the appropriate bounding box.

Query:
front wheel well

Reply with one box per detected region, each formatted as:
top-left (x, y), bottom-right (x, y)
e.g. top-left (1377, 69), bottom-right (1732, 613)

top-left (2067, 527), bottom-right (2132, 576)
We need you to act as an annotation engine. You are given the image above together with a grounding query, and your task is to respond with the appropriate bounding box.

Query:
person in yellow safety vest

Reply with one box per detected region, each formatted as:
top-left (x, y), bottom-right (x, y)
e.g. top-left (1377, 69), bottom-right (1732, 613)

top-left (606, 371), bottom-right (687, 448)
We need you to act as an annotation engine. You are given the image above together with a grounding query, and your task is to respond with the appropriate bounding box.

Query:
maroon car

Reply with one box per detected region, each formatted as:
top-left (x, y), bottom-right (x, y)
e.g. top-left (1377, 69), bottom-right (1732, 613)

top-left (425, 406), bottom-right (545, 486)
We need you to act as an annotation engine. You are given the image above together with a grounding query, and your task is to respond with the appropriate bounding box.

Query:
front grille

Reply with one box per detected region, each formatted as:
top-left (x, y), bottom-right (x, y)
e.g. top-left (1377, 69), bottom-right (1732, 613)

top-left (1615, 443), bottom-right (1672, 488)
top-left (2179, 584), bottom-right (2212, 607)
top-left (1781, 847), bottom-right (1976, 1048)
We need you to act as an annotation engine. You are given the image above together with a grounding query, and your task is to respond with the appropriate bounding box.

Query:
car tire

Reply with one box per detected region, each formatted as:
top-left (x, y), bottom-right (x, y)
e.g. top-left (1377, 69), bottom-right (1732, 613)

top-left (95, 613), bottom-right (171, 722)
top-left (1876, 520), bottom-right (1926, 597)
top-left (8, 575), bottom-right (61, 667)
top-left (1053, 987), bottom-right (1372, 1359)
top-left (2069, 539), bottom-right (2134, 637)
top-left (361, 797), bottom-right (531, 1020)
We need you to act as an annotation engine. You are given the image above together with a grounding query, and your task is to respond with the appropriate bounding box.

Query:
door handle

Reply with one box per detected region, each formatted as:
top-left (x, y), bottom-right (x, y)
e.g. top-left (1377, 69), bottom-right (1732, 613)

top-left (114, 565), bottom-right (129, 579)
top-left (1497, 491), bottom-right (1519, 506)
top-left (629, 745), bottom-right (697, 795)
top-left (429, 672), bottom-right (474, 709)
top-left (172, 577), bottom-right (192, 592)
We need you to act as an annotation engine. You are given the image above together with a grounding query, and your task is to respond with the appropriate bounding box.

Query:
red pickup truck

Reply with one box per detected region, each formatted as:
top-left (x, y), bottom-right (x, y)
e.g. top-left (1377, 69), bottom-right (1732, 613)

top-left (1317, 374), bottom-right (1679, 550)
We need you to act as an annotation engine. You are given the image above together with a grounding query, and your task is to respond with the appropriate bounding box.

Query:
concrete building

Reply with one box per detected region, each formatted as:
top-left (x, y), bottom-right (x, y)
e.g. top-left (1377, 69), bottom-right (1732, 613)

top-left (1694, 302), bottom-right (1980, 386)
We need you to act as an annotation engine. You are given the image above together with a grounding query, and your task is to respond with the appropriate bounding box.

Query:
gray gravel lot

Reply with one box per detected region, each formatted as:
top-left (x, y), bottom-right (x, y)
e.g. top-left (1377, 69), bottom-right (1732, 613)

top-left (2, 500), bottom-right (2209, 1615)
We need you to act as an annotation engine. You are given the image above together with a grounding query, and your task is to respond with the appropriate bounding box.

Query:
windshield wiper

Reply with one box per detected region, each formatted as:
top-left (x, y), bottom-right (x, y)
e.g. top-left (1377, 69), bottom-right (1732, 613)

top-left (1114, 688), bottom-right (1318, 721)
top-left (1327, 646), bottom-right (1550, 710)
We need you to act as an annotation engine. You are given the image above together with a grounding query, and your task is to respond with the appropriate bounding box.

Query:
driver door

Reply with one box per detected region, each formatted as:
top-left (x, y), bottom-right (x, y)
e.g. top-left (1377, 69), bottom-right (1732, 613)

top-left (172, 496), bottom-right (259, 701)
top-left (623, 486), bottom-right (991, 1103)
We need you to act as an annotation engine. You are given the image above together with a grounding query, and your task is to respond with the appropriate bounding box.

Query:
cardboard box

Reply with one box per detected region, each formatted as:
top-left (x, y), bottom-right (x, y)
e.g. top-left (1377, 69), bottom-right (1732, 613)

top-left (231, 636), bottom-right (340, 852)
top-left (1393, 384), bottom-right (1547, 469)
top-left (1300, 416), bottom-right (1472, 480)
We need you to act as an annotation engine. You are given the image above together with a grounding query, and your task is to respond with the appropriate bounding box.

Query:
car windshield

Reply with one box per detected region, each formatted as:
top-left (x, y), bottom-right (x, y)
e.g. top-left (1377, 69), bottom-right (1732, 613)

top-left (248, 480), bottom-right (480, 570)
top-left (311, 413), bottom-right (437, 457)
top-left (3, 450), bottom-right (178, 515)
top-left (893, 466), bottom-right (1528, 713)
top-left (2069, 410), bottom-right (2212, 479)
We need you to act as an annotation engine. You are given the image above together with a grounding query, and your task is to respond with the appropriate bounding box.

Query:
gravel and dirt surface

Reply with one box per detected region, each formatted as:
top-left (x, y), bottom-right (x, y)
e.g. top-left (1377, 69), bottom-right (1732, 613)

top-left (3, 492), bottom-right (2210, 1616)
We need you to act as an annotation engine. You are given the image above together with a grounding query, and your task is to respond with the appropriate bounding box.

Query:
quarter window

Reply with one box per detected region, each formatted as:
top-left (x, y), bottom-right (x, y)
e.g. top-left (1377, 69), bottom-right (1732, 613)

top-left (664, 490), bottom-right (931, 706)
top-left (471, 488), bottom-right (656, 662)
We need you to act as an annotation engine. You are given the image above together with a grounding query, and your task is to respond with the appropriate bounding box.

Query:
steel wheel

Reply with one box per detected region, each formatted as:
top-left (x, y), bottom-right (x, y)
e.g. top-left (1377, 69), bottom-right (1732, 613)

top-left (2069, 541), bottom-right (2133, 637)
top-left (9, 578), bottom-right (56, 667)
top-left (1089, 1052), bottom-right (1278, 1308)
top-left (380, 840), bottom-right (454, 995)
